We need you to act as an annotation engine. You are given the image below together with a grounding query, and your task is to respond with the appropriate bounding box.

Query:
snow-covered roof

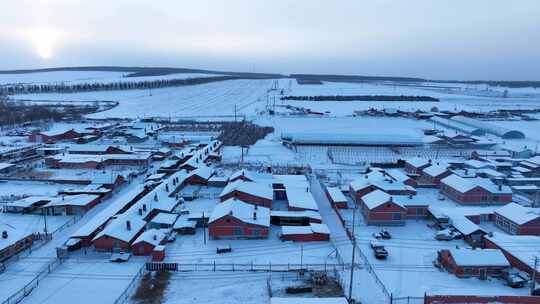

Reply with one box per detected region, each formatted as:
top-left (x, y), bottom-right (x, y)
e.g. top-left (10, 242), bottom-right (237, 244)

top-left (67, 144), bottom-right (131, 154)
top-left (220, 180), bottom-right (273, 200)
top-left (209, 198), bottom-right (270, 227)
top-left (441, 174), bottom-right (512, 194)
top-left (0, 223), bottom-right (33, 252)
top-left (422, 164), bottom-right (449, 177)
top-left (270, 210), bottom-right (322, 221)
top-left (326, 187), bottom-right (347, 203)
top-left (285, 186), bottom-right (318, 211)
top-left (0, 162), bottom-right (15, 171)
top-left (229, 169), bottom-right (272, 182)
top-left (189, 165), bottom-right (214, 180)
top-left (495, 202), bottom-right (540, 225)
top-left (464, 159), bottom-right (493, 170)
top-left (448, 248), bottom-right (509, 267)
top-left (71, 185), bottom-right (146, 238)
top-left (283, 132), bottom-right (423, 147)
top-left (52, 152), bottom-right (151, 163)
top-left (45, 194), bottom-right (100, 207)
top-left (484, 232), bottom-right (540, 269)
top-left (450, 216), bottom-right (485, 235)
top-left (451, 116), bottom-right (525, 139)
top-left (150, 212), bottom-right (179, 225)
top-left (6, 196), bottom-right (53, 208)
top-left (406, 158), bottom-right (431, 169)
top-left (350, 170), bottom-right (416, 194)
top-left (173, 218), bottom-right (197, 229)
top-left (132, 228), bottom-right (168, 247)
top-left (361, 190), bottom-right (404, 210)
top-left (281, 223), bottom-right (330, 235)
top-left (92, 212), bottom-right (146, 243)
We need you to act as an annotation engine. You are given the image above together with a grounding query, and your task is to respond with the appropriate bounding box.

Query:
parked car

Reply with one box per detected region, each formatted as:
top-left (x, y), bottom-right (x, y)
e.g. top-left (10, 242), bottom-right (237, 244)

top-left (370, 241), bottom-right (388, 259)
top-left (372, 229), bottom-right (391, 240)
top-left (435, 228), bottom-right (462, 241)
top-left (110, 252), bottom-right (131, 263)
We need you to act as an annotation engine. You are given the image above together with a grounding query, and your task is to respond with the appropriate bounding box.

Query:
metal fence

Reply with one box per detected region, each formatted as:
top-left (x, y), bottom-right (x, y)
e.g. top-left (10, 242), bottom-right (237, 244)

top-left (1, 258), bottom-right (62, 304)
top-left (112, 264), bottom-right (146, 304)
top-left (146, 262), bottom-right (351, 273)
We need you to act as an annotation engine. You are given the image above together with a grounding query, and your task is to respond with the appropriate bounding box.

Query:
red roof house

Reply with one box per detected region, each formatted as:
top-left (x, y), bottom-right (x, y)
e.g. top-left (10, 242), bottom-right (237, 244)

top-left (208, 198), bottom-right (270, 239)
top-left (494, 203), bottom-right (540, 235)
top-left (359, 190), bottom-right (407, 226)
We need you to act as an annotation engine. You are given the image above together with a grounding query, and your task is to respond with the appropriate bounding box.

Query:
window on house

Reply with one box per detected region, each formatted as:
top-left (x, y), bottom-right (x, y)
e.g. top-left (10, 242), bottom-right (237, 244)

top-left (393, 213), bottom-right (402, 220)
top-left (252, 229), bottom-right (260, 237)
top-left (234, 227), bottom-right (243, 236)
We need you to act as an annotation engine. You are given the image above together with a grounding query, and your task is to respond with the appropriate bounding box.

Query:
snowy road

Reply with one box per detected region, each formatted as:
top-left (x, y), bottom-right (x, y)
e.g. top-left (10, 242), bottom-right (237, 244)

top-left (309, 174), bottom-right (389, 304)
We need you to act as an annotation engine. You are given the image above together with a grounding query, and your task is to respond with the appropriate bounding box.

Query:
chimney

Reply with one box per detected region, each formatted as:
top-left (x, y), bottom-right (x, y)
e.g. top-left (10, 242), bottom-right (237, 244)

top-left (408, 194), bottom-right (413, 199)
top-left (153, 234), bottom-right (157, 241)
top-left (253, 211), bottom-right (257, 220)
top-left (428, 159), bottom-right (432, 164)
top-left (498, 184), bottom-right (502, 191)
top-left (138, 208), bottom-right (143, 215)
top-left (389, 196), bottom-right (393, 202)
top-left (142, 204), bottom-right (147, 212)
top-left (2, 231), bottom-right (7, 239)
top-left (154, 193), bottom-right (158, 201)
top-left (126, 220), bottom-right (131, 231)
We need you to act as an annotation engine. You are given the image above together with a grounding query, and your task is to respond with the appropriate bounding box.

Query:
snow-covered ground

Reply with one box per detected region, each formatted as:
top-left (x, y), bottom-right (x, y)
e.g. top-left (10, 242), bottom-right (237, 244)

top-left (0, 70), bottom-right (220, 86)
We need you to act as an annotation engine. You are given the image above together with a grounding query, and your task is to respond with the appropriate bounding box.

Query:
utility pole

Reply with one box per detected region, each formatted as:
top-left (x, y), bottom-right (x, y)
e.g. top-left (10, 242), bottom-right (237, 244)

top-left (42, 208), bottom-right (48, 235)
top-left (203, 211), bottom-right (207, 245)
top-left (300, 244), bottom-right (304, 269)
top-left (234, 104), bottom-right (237, 122)
top-left (532, 256), bottom-right (538, 295)
top-left (348, 205), bottom-right (357, 301)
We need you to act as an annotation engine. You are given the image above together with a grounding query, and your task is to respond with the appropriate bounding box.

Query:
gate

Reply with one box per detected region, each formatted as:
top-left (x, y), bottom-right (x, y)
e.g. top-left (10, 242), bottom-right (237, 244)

top-left (145, 262), bottom-right (178, 271)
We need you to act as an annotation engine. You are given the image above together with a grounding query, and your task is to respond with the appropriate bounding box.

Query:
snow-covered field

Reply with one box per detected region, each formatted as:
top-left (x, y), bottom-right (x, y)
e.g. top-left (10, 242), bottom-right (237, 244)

top-left (0, 70), bottom-right (220, 86)
top-left (16, 79), bottom-right (272, 119)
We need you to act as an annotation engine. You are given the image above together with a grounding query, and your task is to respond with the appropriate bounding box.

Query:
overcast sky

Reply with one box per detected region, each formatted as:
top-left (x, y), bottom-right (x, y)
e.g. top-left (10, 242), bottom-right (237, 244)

top-left (0, 0), bottom-right (539, 80)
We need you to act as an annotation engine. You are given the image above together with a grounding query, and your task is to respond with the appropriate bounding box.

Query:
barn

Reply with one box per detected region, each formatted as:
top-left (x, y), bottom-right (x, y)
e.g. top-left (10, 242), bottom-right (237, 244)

top-left (219, 180), bottom-right (273, 208)
top-left (92, 214), bottom-right (146, 252)
top-left (359, 190), bottom-right (407, 226)
top-left (440, 174), bottom-right (512, 205)
top-left (208, 198), bottom-right (270, 239)
top-left (438, 248), bottom-right (510, 279)
top-left (131, 229), bottom-right (168, 256)
top-left (280, 223), bottom-right (330, 242)
top-left (285, 186), bottom-right (318, 212)
top-left (325, 187), bottom-right (348, 209)
top-left (494, 203), bottom-right (540, 235)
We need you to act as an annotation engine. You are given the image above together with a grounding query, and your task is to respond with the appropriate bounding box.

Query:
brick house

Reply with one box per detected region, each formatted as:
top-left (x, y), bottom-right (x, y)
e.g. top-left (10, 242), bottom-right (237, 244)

top-left (359, 190), bottom-right (407, 226)
top-left (494, 203), bottom-right (540, 235)
top-left (92, 215), bottom-right (146, 251)
top-left (440, 174), bottom-right (512, 205)
top-left (29, 129), bottom-right (82, 143)
top-left (219, 180), bottom-right (273, 208)
top-left (484, 232), bottom-right (540, 284)
top-left (280, 223), bottom-right (330, 242)
top-left (404, 158), bottom-right (431, 175)
top-left (350, 173), bottom-right (416, 203)
top-left (185, 166), bottom-right (215, 185)
top-left (208, 198), bottom-right (270, 239)
top-left (131, 229), bottom-right (168, 256)
top-left (420, 164), bottom-right (451, 186)
top-left (43, 194), bottom-right (101, 216)
top-left (438, 248), bottom-right (510, 279)
top-left (325, 186), bottom-right (348, 209)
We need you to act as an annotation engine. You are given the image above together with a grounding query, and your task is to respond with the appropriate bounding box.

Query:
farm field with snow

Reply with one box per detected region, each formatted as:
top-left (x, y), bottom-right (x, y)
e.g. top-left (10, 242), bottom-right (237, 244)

top-left (0, 70), bottom-right (221, 86)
